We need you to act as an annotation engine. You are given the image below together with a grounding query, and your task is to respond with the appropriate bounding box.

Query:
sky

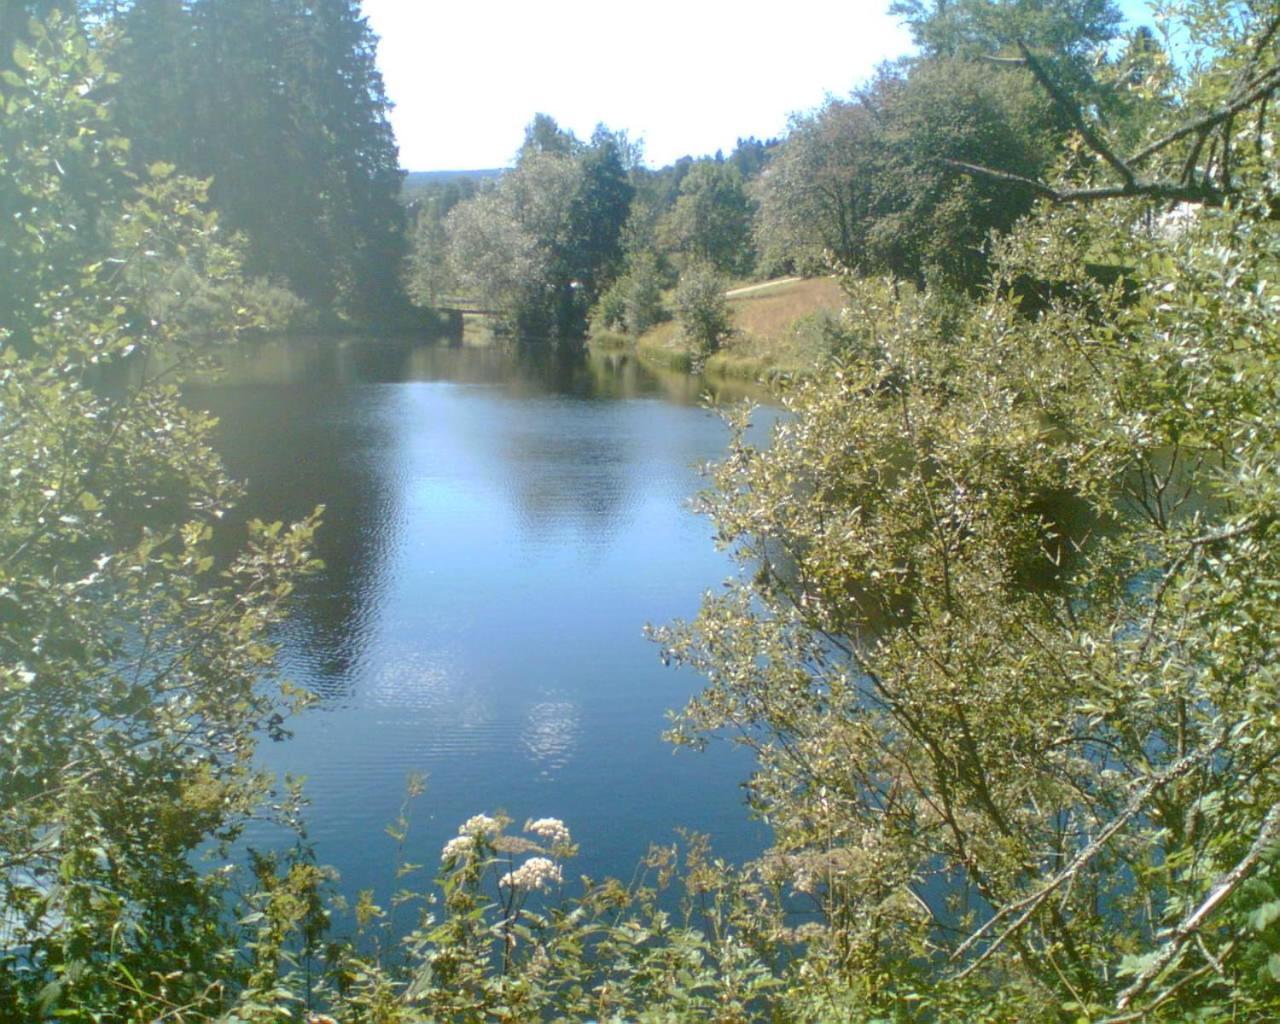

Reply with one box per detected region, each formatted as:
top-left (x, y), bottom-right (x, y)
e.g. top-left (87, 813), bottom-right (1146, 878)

top-left (362, 0), bottom-right (1154, 173)
top-left (362, 0), bottom-right (915, 172)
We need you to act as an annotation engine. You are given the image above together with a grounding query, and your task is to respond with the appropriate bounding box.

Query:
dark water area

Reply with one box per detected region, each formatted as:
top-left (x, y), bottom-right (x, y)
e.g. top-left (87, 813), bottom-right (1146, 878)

top-left (184, 337), bottom-right (778, 905)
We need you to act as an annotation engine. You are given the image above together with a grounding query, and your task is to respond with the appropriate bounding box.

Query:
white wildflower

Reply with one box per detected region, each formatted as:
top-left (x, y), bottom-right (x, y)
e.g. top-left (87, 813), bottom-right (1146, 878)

top-left (459, 813), bottom-right (498, 838)
top-left (500, 856), bottom-right (563, 892)
top-left (441, 835), bottom-right (474, 861)
top-left (524, 817), bottom-right (571, 846)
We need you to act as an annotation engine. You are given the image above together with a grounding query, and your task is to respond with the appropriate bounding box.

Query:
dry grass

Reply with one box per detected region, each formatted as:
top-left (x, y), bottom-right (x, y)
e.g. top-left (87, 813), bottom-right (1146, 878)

top-left (633, 319), bottom-right (692, 372)
top-left (715, 277), bottom-right (846, 379)
top-left (728, 277), bottom-right (844, 338)
top-left (627, 276), bottom-right (847, 381)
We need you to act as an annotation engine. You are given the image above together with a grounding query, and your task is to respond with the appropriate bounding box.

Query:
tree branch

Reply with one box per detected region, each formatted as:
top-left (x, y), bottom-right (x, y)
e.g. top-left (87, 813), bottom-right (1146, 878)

top-left (1115, 800), bottom-right (1280, 1011)
top-left (1018, 41), bottom-right (1136, 188)
top-left (949, 734), bottom-right (1225, 979)
top-left (1128, 64), bottom-right (1280, 168)
top-left (943, 159), bottom-right (1230, 206)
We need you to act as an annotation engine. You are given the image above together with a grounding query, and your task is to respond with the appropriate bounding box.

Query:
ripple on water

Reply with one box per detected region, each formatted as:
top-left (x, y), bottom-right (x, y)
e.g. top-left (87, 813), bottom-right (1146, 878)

top-left (521, 696), bottom-right (580, 779)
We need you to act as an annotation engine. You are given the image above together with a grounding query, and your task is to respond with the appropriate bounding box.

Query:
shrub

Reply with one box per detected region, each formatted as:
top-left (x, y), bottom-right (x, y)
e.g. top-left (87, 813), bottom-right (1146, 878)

top-left (674, 263), bottom-right (731, 355)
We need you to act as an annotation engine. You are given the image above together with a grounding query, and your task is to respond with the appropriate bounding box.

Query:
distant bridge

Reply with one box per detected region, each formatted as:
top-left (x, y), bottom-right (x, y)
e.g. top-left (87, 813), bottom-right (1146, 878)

top-left (434, 297), bottom-right (500, 316)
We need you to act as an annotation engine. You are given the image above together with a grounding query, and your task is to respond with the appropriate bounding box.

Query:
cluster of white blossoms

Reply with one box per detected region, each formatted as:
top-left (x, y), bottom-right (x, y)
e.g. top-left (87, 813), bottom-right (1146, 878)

top-left (500, 856), bottom-right (563, 892)
top-left (441, 834), bottom-right (474, 861)
top-left (524, 817), bottom-right (571, 847)
top-left (459, 813), bottom-right (499, 838)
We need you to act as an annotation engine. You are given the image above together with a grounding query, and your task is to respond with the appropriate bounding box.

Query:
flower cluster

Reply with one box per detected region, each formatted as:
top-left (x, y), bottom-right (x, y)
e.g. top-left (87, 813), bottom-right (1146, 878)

top-left (441, 834), bottom-right (474, 861)
top-left (500, 856), bottom-right (562, 892)
top-left (459, 813), bottom-right (498, 838)
top-left (524, 817), bottom-right (571, 847)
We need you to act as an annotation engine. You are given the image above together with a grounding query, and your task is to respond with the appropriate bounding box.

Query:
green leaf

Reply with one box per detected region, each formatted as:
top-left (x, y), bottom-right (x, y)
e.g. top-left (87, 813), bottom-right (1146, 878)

top-left (11, 40), bottom-right (34, 72)
top-left (1253, 900), bottom-right (1280, 932)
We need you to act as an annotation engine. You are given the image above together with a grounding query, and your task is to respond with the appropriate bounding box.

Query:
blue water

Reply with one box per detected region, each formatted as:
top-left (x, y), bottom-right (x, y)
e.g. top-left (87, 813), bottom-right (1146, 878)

top-left (189, 340), bottom-right (776, 903)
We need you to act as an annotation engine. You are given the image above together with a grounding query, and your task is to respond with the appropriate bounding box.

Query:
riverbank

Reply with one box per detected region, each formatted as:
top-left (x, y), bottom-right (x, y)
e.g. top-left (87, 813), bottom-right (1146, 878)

top-left (616, 276), bottom-right (847, 381)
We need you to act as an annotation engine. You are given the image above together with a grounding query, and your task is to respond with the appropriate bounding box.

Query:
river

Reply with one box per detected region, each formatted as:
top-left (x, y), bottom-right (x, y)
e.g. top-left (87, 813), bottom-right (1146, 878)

top-left (185, 337), bottom-right (777, 904)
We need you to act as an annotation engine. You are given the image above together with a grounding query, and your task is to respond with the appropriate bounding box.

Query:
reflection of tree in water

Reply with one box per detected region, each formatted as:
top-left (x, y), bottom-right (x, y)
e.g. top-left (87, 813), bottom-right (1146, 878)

top-left (187, 379), bottom-right (400, 700)
top-left (497, 398), bottom-right (637, 548)
top-left (185, 337), bottom-right (772, 691)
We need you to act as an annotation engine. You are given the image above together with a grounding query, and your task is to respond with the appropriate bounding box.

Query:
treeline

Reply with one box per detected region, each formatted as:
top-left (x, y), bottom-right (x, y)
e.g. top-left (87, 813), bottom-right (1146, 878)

top-left (2, 0), bottom-right (407, 325)
top-left (413, 0), bottom-right (1166, 343)
top-left (406, 121), bottom-right (773, 339)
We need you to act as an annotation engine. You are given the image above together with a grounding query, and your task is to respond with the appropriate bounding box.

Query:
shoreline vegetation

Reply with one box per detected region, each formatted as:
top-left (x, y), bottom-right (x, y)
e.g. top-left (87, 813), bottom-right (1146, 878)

top-left (7, 0), bottom-right (1280, 1020)
top-left (623, 275), bottom-right (846, 380)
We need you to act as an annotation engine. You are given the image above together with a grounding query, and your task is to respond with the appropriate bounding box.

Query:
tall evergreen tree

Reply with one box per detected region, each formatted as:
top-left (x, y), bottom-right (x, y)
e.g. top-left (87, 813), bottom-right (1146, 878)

top-left (99, 0), bottom-right (405, 320)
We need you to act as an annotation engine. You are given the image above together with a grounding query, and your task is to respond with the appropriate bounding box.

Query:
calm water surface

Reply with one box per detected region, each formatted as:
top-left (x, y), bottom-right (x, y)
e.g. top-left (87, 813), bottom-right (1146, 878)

top-left (187, 339), bottom-right (777, 901)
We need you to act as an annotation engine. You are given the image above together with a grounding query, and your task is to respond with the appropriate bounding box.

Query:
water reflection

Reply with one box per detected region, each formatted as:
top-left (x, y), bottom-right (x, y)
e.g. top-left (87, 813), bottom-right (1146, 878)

top-left (188, 337), bottom-right (777, 900)
top-left (521, 696), bottom-right (581, 778)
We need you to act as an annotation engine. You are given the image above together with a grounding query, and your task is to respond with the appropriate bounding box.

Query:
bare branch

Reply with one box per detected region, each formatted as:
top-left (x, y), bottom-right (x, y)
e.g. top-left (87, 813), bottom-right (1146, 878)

top-left (1128, 64), bottom-right (1280, 167)
top-left (952, 31), bottom-right (1280, 210)
top-left (944, 159), bottom-right (1230, 206)
top-left (1018, 40), bottom-right (1136, 188)
top-left (941, 160), bottom-right (1061, 199)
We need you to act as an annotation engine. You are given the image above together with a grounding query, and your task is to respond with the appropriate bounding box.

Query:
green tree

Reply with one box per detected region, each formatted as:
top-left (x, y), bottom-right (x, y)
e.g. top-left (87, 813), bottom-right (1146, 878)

top-left (446, 117), bottom-right (634, 338)
top-left (0, 16), bottom-right (319, 1017)
top-left (661, 159), bottom-right (755, 275)
top-left (755, 56), bottom-right (1062, 289)
top-left (657, 3), bottom-right (1280, 1018)
top-left (753, 97), bottom-right (887, 275)
top-left (891, 0), bottom-right (1122, 60)
top-left (674, 263), bottom-right (731, 355)
top-left (104, 0), bottom-right (406, 321)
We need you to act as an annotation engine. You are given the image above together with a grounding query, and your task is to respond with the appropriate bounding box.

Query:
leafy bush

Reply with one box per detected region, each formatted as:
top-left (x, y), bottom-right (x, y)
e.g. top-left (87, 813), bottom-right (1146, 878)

top-left (674, 263), bottom-right (731, 355)
top-left (0, 17), bottom-right (320, 1019)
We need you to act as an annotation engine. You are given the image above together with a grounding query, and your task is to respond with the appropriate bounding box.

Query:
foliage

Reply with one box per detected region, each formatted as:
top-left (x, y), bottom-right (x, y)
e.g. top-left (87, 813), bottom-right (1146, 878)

top-left (10, 2), bottom-right (1280, 1022)
top-left (593, 249), bottom-right (669, 338)
top-left (0, 15), bottom-right (320, 1018)
top-left (653, 3), bottom-right (1280, 1017)
top-left (445, 116), bottom-right (634, 339)
top-left (103, 0), bottom-right (407, 321)
top-left (674, 264), bottom-right (732, 356)
top-left (660, 160), bottom-right (756, 276)
top-left (406, 191), bottom-right (458, 308)
top-left (890, 0), bottom-right (1123, 62)
top-left (269, 807), bottom-right (788, 1024)
top-left (755, 55), bottom-right (1064, 289)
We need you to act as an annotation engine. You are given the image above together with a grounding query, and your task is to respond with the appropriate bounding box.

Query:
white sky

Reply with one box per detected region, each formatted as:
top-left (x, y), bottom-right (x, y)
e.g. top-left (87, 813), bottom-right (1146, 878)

top-left (362, 0), bottom-right (1154, 173)
top-left (362, 0), bottom-right (915, 171)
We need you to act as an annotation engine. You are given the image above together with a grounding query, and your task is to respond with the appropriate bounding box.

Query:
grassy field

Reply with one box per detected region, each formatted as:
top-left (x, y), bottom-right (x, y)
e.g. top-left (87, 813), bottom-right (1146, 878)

top-left (628, 276), bottom-right (847, 381)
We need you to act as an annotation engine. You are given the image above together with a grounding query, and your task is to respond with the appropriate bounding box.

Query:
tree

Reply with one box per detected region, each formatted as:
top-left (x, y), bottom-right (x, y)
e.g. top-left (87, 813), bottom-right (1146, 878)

top-left (755, 57), bottom-right (1061, 288)
top-left (753, 97), bottom-right (888, 275)
top-left (0, 16), bottom-right (319, 1017)
top-left (891, 0), bottom-right (1123, 60)
top-left (661, 159), bottom-right (755, 275)
top-left (656, 3), bottom-right (1280, 1018)
top-left (103, 0), bottom-right (406, 320)
top-left (674, 263), bottom-right (731, 355)
top-left (558, 125), bottom-right (635, 305)
top-left (445, 117), bottom-right (634, 338)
